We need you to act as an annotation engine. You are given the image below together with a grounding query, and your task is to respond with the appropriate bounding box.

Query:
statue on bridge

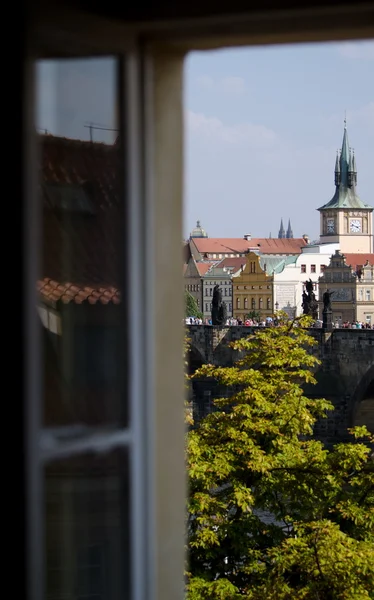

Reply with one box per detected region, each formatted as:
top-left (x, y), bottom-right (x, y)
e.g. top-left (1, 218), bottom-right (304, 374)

top-left (212, 284), bottom-right (227, 326)
top-left (302, 279), bottom-right (318, 320)
top-left (323, 289), bottom-right (334, 312)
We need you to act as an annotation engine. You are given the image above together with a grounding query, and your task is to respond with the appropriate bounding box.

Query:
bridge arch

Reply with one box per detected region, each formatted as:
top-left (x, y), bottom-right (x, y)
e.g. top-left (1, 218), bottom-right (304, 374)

top-left (352, 363), bottom-right (374, 435)
top-left (187, 345), bottom-right (205, 376)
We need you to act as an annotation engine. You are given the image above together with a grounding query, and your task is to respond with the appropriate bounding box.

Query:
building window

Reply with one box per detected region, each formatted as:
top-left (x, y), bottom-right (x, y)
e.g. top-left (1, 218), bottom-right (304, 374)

top-left (359, 289), bottom-right (364, 301)
top-left (366, 290), bottom-right (371, 301)
top-left (321, 265), bottom-right (326, 272)
top-left (210, 288), bottom-right (212, 296)
top-left (197, 285), bottom-right (200, 292)
top-left (301, 264), bottom-right (306, 273)
top-left (197, 299), bottom-right (200, 307)
top-left (244, 298), bottom-right (248, 309)
top-left (267, 297), bottom-right (271, 309)
top-left (311, 264), bottom-right (316, 273)
top-left (210, 303), bottom-right (212, 311)
top-left (224, 288), bottom-right (227, 296)
top-left (251, 298), bottom-right (255, 309)
top-left (205, 303), bottom-right (209, 312)
top-left (205, 288), bottom-right (208, 296)
top-left (237, 298), bottom-right (240, 309)
top-left (229, 303), bottom-right (232, 312)
top-left (259, 298), bottom-right (263, 309)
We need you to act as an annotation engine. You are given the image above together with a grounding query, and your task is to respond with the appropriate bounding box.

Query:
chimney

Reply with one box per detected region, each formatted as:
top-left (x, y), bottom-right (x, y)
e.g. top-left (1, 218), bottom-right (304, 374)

top-left (244, 233), bottom-right (251, 241)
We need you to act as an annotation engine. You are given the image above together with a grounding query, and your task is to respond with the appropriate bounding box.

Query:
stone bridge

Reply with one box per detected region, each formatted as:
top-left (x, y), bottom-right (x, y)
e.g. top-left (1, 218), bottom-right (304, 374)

top-left (187, 326), bottom-right (374, 445)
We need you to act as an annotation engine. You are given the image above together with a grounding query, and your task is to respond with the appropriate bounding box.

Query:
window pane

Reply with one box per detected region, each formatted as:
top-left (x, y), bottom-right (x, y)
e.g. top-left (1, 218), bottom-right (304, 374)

top-left (36, 58), bottom-right (127, 431)
top-left (45, 448), bottom-right (129, 600)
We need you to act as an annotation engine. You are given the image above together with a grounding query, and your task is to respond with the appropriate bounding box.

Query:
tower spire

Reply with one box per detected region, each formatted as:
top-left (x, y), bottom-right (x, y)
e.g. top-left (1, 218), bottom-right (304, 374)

top-left (278, 218), bottom-right (285, 239)
top-left (340, 117), bottom-right (350, 188)
top-left (286, 219), bottom-right (293, 239)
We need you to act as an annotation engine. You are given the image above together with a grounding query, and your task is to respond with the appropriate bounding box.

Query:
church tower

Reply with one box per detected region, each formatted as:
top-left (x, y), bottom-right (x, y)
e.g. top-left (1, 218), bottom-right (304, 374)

top-left (278, 218), bottom-right (285, 239)
top-left (318, 120), bottom-right (373, 253)
top-left (286, 219), bottom-right (293, 239)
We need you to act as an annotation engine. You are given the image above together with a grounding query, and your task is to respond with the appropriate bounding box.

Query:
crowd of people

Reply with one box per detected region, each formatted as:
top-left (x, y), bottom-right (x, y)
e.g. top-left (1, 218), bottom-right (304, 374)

top-left (186, 316), bottom-right (374, 329)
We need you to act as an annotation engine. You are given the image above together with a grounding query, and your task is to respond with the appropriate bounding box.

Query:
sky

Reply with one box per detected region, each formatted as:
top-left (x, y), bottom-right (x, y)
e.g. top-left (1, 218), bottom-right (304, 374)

top-left (36, 40), bottom-right (374, 243)
top-left (184, 40), bottom-right (374, 241)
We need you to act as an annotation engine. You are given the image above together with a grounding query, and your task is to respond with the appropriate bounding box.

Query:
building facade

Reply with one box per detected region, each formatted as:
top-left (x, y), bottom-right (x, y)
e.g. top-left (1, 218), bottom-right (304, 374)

top-left (233, 252), bottom-right (274, 321)
top-left (318, 122), bottom-right (373, 254)
top-left (318, 250), bottom-right (374, 325)
top-left (356, 260), bottom-right (374, 325)
top-left (202, 267), bottom-right (233, 320)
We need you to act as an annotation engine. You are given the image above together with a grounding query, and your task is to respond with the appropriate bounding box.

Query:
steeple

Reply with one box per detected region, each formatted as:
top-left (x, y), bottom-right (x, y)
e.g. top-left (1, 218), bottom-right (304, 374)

top-left (339, 118), bottom-right (350, 188)
top-left (286, 219), bottom-right (293, 239)
top-left (278, 218), bottom-right (285, 239)
top-left (318, 118), bottom-right (372, 211)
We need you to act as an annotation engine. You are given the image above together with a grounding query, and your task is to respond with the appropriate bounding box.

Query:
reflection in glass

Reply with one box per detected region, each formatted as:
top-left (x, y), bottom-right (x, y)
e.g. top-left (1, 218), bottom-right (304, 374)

top-left (36, 58), bottom-right (127, 432)
top-left (45, 448), bottom-right (129, 600)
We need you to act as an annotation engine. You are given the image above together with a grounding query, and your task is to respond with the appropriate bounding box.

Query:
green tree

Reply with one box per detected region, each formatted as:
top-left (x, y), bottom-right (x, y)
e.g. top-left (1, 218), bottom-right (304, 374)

top-left (187, 314), bottom-right (374, 599)
top-left (186, 290), bottom-right (203, 320)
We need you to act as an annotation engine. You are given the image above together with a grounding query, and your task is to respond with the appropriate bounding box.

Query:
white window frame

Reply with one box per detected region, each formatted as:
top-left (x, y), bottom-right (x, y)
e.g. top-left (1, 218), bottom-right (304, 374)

top-left (23, 5), bottom-right (374, 600)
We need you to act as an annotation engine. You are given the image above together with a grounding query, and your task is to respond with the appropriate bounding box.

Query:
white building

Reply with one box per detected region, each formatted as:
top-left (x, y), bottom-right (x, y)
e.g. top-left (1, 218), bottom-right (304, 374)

top-left (273, 243), bottom-right (339, 315)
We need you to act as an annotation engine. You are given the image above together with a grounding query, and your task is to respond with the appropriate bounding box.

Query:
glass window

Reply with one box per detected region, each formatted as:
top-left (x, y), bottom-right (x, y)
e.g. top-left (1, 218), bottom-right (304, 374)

top-left (44, 449), bottom-right (129, 600)
top-left (301, 264), bottom-right (306, 273)
top-left (37, 57), bottom-right (129, 600)
top-left (366, 290), bottom-right (371, 301)
top-left (311, 264), bottom-right (316, 273)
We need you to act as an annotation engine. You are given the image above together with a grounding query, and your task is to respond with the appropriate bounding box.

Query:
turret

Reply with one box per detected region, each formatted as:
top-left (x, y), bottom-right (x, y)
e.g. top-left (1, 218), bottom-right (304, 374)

top-left (334, 150), bottom-right (340, 186)
top-left (278, 218), bottom-right (285, 239)
top-left (352, 150), bottom-right (357, 186)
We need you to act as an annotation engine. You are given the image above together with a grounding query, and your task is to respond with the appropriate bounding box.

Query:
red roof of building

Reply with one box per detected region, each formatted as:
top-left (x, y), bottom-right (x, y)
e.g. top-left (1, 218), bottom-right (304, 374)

top-left (191, 237), bottom-right (307, 256)
top-left (344, 253), bottom-right (374, 268)
top-left (196, 262), bottom-right (214, 276)
top-left (39, 135), bottom-right (123, 306)
top-left (217, 257), bottom-right (247, 271)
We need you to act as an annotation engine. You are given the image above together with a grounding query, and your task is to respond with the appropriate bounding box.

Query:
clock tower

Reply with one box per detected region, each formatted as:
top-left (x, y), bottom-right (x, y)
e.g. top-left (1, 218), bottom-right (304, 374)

top-left (318, 121), bottom-right (373, 253)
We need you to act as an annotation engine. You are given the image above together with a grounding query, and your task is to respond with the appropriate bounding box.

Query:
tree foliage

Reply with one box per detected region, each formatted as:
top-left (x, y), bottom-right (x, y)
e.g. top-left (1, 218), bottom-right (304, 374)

top-left (186, 314), bottom-right (374, 599)
top-left (186, 290), bottom-right (203, 319)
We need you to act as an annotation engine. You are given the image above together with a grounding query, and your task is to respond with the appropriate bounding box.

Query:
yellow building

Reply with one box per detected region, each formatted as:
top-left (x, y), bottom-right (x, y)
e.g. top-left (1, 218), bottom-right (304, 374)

top-left (233, 252), bottom-right (273, 321)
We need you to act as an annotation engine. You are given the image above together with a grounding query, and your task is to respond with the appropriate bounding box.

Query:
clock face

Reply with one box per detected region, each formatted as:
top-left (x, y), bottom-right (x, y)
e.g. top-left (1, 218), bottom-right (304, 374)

top-left (326, 218), bottom-right (335, 234)
top-left (350, 219), bottom-right (362, 233)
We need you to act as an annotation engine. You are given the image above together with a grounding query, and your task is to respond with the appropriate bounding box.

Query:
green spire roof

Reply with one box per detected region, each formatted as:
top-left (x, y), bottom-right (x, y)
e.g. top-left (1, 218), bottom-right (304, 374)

top-left (318, 122), bottom-right (372, 211)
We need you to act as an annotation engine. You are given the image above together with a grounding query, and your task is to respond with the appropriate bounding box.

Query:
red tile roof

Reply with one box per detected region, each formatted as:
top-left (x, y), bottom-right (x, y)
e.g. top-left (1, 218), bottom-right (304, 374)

top-left (344, 253), bottom-right (374, 269)
top-left (39, 135), bottom-right (123, 306)
top-left (217, 257), bottom-right (247, 271)
top-left (191, 237), bottom-right (307, 256)
top-left (196, 262), bottom-right (214, 276)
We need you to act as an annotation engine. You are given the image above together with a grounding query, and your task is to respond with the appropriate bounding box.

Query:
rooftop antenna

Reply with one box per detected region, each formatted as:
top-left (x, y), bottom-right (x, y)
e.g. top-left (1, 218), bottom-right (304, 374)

top-left (84, 122), bottom-right (120, 142)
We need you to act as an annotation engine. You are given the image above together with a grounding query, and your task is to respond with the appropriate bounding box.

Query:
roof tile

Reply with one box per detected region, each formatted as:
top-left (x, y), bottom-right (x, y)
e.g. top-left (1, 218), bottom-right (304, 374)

top-left (38, 135), bottom-right (123, 306)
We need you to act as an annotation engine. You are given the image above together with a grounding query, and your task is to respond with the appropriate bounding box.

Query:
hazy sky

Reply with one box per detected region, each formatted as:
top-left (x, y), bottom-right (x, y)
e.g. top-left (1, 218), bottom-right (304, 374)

top-left (37, 41), bottom-right (374, 243)
top-left (184, 40), bottom-right (374, 241)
